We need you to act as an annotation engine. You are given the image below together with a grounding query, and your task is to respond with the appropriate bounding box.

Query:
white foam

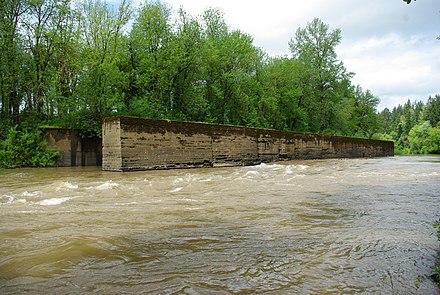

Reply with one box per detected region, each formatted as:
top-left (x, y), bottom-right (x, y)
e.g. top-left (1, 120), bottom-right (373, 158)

top-left (38, 197), bottom-right (72, 206)
top-left (56, 181), bottom-right (79, 191)
top-left (115, 201), bottom-right (138, 206)
top-left (21, 191), bottom-right (39, 197)
top-left (173, 177), bottom-right (184, 184)
top-left (295, 165), bottom-right (310, 171)
top-left (199, 178), bottom-right (212, 182)
top-left (244, 171), bottom-right (259, 178)
top-left (170, 187), bottom-right (183, 193)
top-left (185, 207), bottom-right (201, 210)
top-left (96, 181), bottom-right (119, 190)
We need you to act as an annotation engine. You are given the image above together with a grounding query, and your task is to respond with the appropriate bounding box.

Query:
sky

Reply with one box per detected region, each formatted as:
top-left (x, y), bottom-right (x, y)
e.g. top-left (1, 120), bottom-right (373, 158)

top-left (127, 0), bottom-right (440, 111)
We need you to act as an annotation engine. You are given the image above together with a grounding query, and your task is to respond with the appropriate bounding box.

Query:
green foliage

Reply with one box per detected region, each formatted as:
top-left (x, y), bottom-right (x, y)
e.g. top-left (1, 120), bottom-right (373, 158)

top-left (0, 126), bottom-right (59, 168)
top-left (429, 123), bottom-right (440, 153)
top-left (257, 57), bottom-right (305, 131)
top-left (77, 0), bottom-right (131, 117)
top-left (1, 0), bottom-right (398, 167)
top-left (351, 87), bottom-right (380, 138)
top-left (289, 18), bottom-right (352, 133)
top-left (408, 121), bottom-right (432, 154)
top-left (424, 95), bottom-right (440, 126)
top-left (46, 110), bottom-right (103, 138)
top-left (378, 97), bottom-right (440, 154)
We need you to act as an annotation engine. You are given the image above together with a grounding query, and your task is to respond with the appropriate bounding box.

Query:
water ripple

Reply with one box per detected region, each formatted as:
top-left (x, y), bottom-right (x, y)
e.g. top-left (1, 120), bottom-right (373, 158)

top-left (0, 157), bottom-right (439, 294)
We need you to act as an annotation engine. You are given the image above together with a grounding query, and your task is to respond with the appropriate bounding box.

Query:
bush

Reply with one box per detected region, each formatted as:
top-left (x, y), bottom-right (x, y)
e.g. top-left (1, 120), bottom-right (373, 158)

top-left (0, 126), bottom-right (59, 168)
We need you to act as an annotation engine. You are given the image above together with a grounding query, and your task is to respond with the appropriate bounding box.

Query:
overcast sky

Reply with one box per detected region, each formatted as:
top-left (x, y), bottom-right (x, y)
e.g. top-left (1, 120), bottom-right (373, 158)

top-left (128, 0), bottom-right (440, 110)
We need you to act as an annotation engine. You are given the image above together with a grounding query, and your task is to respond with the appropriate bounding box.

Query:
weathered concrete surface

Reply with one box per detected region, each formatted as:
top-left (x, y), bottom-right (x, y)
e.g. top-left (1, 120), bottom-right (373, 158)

top-left (102, 116), bottom-right (394, 171)
top-left (44, 128), bottom-right (102, 167)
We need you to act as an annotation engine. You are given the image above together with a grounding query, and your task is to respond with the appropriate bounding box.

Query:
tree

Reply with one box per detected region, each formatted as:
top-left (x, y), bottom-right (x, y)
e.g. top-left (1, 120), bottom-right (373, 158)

top-left (378, 107), bottom-right (393, 134)
top-left (23, 0), bottom-right (61, 115)
top-left (201, 8), bottom-right (260, 125)
top-left (0, 0), bottom-right (28, 124)
top-left (376, 97), bottom-right (440, 154)
top-left (201, 8), bottom-right (230, 123)
top-left (408, 121), bottom-right (432, 154)
top-left (429, 123), bottom-right (440, 153)
top-left (289, 18), bottom-right (352, 133)
top-left (424, 95), bottom-right (440, 126)
top-left (50, 0), bottom-right (82, 117)
top-left (168, 8), bottom-right (206, 121)
top-left (128, 0), bottom-right (172, 118)
top-left (353, 87), bottom-right (380, 138)
top-left (216, 30), bottom-right (260, 125)
top-left (258, 57), bottom-right (306, 131)
top-left (77, 0), bottom-right (131, 119)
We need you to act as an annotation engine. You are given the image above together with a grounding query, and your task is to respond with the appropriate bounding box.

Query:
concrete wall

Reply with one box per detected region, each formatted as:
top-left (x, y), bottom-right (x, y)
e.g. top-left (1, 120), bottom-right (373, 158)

top-left (44, 128), bottom-right (102, 167)
top-left (102, 116), bottom-right (394, 172)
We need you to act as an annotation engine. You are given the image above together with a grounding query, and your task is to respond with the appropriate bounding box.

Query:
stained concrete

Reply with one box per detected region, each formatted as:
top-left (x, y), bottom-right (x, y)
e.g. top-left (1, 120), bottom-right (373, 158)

top-left (102, 116), bottom-right (394, 172)
top-left (44, 128), bottom-right (102, 167)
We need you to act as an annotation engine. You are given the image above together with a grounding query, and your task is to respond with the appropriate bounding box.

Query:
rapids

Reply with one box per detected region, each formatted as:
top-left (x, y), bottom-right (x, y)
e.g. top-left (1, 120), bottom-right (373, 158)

top-left (0, 156), bottom-right (439, 294)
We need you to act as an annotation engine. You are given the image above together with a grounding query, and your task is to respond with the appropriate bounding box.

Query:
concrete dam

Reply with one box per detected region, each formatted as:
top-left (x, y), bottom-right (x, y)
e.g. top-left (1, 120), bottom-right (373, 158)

top-left (101, 116), bottom-right (394, 172)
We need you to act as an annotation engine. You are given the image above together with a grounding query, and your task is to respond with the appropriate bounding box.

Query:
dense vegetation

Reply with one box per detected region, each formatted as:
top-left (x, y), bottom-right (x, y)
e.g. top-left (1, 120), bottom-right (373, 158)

top-left (0, 0), bottom-right (439, 167)
top-left (377, 95), bottom-right (440, 154)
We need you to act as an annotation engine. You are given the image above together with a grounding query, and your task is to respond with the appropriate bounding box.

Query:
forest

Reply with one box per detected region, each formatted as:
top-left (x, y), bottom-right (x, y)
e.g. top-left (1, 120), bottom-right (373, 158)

top-left (0, 0), bottom-right (439, 168)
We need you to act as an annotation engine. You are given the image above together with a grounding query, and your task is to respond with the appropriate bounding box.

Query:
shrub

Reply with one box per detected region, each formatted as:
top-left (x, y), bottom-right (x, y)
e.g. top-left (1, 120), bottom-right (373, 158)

top-left (0, 126), bottom-right (59, 168)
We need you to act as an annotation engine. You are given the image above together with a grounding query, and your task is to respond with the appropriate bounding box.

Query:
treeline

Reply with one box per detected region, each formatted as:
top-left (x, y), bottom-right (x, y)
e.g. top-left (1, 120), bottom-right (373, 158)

top-left (377, 95), bottom-right (440, 154)
top-left (1, 0), bottom-right (381, 136)
top-left (0, 0), bottom-right (437, 167)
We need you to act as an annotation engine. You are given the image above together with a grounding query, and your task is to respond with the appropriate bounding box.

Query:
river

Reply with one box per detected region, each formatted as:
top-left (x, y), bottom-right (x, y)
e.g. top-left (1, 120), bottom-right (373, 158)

top-left (0, 156), bottom-right (439, 294)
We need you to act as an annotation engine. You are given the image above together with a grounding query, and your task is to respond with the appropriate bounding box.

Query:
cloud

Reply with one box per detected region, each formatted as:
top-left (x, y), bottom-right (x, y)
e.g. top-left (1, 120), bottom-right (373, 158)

top-left (338, 32), bottom-right (440, 109)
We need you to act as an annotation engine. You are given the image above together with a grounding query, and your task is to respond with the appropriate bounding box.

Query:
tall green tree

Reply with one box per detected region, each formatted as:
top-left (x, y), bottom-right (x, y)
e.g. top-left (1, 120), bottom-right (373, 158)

top-left (289, 18), bottom-right (352, 133)
top-left (23, 0), bottom-right (72, 116)
top-left (50, 0), bottom-right (82, 117)
top-left (376, 98), bottom-right (440, 154)
top-left (423, 95), bottom-right (440, 126)
top-left (378, 107), bottom-right (393, 134)
top-left (201, 8), bottom-right (230, 123)
top-left (78, 0), bottom-right (130, 115)
top-left (352, 86), bottom-right (380, 138)
top-left (258, 57), bottom-right (305, 131)
top-left (429, 122), bottom-right (440, 153)
top-left (128, 0), bottom-right (172, 118)
top-left (408, 121), bottom-right (433, 154)
top-left (167, 8), bottom-right (206, 121)
top-left (217, 30), bottom-right (260, 125)
top-left (201, 8), bottom-right (261, 125)
top-left (0, 0), bottom-right (28, 125)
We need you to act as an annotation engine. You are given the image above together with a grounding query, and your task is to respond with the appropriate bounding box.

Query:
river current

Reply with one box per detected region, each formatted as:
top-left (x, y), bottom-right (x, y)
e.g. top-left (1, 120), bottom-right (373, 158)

top-left (0, 156), bottom-right (439, 294)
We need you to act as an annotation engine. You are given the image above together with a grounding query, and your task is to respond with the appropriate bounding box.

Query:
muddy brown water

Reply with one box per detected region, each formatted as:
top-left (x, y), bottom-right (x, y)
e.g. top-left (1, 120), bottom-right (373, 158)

top-left (1, 156), bottom-right (439, 294)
